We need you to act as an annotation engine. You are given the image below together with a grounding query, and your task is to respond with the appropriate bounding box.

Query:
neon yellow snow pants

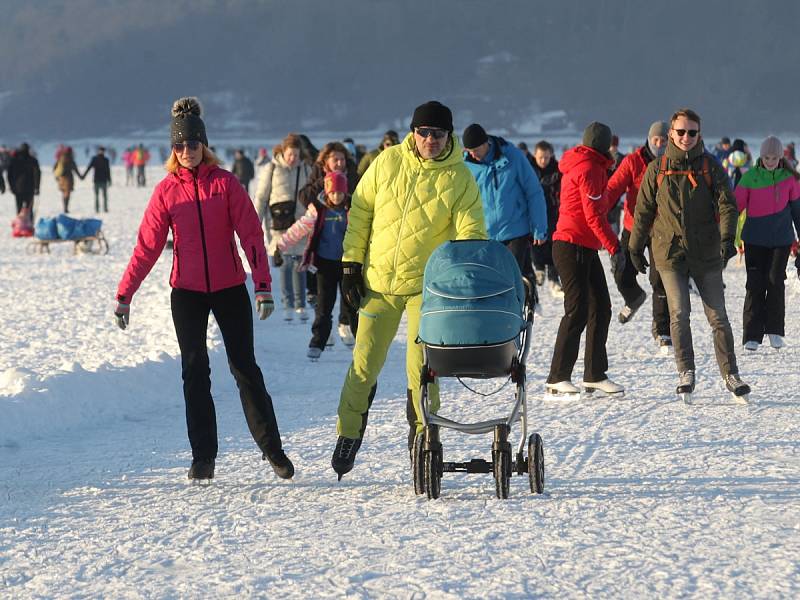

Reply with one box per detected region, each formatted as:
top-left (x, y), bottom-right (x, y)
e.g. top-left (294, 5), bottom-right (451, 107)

top-left (336, 289), bottom-right (439, 439)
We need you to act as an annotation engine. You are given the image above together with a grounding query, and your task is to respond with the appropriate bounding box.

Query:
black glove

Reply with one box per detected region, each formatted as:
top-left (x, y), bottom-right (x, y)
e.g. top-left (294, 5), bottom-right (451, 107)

top-left (629, 247), bottom-right (649, 274)
top-left (272, 249), bottom-right (284, 267)
top-left (609, 246), bottom-right (627, 276)
top-left (721, 239), bottom-right (737, 268)
top-left (341, 262), bottom-right (365, 310)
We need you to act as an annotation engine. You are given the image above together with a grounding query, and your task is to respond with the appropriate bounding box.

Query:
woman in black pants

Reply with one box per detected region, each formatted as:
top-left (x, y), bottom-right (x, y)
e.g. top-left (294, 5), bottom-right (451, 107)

top-left (114, 97), bottom-right (294, 482)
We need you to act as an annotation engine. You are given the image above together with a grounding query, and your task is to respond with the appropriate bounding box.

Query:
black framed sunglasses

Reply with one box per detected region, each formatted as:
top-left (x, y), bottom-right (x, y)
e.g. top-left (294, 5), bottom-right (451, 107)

top-left (173, 140), bottom-right (202, 152)
top-left (673, 129), bottom-right (699, 138)
top-left (415, 127), bottom-right (447, 140)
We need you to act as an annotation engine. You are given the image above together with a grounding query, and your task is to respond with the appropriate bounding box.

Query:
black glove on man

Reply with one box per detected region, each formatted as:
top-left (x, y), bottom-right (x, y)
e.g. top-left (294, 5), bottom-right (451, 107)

top-left (342, 262), bottom-right (365, 310)
top-left (629, 247), bottom-right (649, 274)
top-left (609, 245), bottom-right (627, 276)
top-left (721, 239), bottom-right (737, 269)
top-left (273, 249), bottom-right (284, 267)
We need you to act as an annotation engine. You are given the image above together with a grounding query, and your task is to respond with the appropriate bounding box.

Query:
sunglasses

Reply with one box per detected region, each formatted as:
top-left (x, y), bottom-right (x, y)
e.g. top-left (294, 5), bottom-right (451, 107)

top-left (173, 141), bottom-right (202, 152)
top-left (415, 127), bottom-right (447, 140)
top-left (673, 129), bottom-right (699, 138)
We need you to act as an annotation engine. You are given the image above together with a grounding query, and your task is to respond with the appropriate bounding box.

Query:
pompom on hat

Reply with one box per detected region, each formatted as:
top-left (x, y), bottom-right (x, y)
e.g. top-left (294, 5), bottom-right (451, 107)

top-left (171, 97), bottom-right (208, 147)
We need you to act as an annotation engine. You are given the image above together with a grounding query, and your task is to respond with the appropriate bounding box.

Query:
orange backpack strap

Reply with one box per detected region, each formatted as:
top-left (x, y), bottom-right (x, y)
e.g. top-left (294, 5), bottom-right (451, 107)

top-left (701, 155), bottom-right (712, 189)
top-left (656, 153), bottom-right (669, 187)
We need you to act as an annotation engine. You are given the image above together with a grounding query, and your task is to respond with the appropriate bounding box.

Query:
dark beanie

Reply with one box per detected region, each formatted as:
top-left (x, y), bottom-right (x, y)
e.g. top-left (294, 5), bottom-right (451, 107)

top-left (462, 123), bottom-right (489, 149)
top-left (582, 121), bottom-right (613, 154)
top-left (410, 100), bottom-right (453, 132)
top-left (170, 97), bottom-right (208, 146)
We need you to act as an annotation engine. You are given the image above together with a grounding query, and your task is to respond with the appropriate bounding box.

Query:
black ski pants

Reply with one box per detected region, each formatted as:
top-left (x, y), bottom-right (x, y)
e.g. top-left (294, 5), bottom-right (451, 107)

top-left (171, 284), bottom-right (283, 461)
top-left (547, 240), bottom-right (611, 383)
top-left (310, 257), bottom-right (358, 350)
top-left (15, 193), bottom-right (33, 215)
top-left (743, 244), bottom-right (791, 343)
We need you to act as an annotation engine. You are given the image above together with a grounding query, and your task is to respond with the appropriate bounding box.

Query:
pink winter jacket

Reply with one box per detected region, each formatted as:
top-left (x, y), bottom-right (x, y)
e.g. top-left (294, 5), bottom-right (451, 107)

top-left (117, 163), bottom-right (271, 302)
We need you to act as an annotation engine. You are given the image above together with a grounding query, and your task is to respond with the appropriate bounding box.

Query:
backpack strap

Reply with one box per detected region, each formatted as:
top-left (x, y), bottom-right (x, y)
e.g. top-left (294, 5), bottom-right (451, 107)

top-left (656, 153), bottom-right (669, 187)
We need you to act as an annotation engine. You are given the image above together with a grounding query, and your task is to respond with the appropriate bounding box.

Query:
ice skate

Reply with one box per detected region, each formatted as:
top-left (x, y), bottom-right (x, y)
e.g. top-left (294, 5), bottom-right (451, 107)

top-left (307, 346), bottom-right (322, 361)
top-left (331, 436), bottom-right (362, 481)
top-left (582, 378), bottom-right (625, 397)
top-left (676, 370), bottom-right (695, 404)
top-left (618, 291), bottom-right (646, 324)
top-left (534, 269), bottom-right (545, 286)
top-left (544, 380), bottom-right (581, 400)
top-left (658, 335), bottom-right (673, 356)
top-left (338, 323), bottom-right (355, 347)
top-left (295, 307), bottom-right (309, 322)
top-left (724, 373), bottom-right (751, 403)
top-left (743, 340), bottom-right (759, 352)
top-left (549, 280), bottom-right (564, 298)
top-left (283, 309), bottom-right (294, 322)
top-left (768, 334), bottom-right (784, 349)
top-left (188, 458), bottom-right (215, 484)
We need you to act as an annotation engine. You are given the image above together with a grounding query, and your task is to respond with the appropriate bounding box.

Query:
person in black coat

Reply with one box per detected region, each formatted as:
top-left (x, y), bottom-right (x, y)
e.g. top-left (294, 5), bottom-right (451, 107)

top-left (7, 143), bottom-right (41, 215)
top-left (231, 148), bottom-right (255, 193)
top-left (83, 146), bottom-right (112, 212)
top-left (531, 140), bottom-right (562, 292)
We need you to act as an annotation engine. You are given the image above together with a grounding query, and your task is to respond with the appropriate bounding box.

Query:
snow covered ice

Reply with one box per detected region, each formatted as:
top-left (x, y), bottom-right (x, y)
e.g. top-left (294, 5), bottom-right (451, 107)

top-left (2, 167), bottom-right (800, 598)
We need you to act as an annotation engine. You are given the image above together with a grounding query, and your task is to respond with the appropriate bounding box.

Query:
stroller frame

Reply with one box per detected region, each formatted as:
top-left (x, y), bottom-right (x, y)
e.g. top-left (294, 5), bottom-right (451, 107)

top-left (414, 279), bottom-right (544, 500)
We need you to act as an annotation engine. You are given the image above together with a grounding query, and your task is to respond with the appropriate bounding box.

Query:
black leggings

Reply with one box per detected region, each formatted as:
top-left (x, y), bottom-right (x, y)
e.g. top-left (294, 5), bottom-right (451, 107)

top-left (171, 284), bottom-right (283, 460)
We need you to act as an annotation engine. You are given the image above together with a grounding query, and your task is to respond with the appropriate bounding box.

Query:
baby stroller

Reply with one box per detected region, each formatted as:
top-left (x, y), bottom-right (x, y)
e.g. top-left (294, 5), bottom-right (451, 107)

top-left (414, 239), bottom-right (544, 499)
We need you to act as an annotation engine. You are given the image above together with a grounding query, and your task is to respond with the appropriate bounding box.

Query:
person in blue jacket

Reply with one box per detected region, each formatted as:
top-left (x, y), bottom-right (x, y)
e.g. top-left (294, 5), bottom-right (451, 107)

top-left (463, 123), bottom-right (548, 290)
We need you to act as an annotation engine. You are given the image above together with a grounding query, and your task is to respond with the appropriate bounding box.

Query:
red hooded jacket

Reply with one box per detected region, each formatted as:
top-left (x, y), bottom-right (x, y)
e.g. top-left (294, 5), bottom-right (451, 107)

top-left (117, 163), bottom-right (271, 302)
top-left (605, 145), bottom-right (654, 232)
top-left (552, 146), bottom-right (619, 253)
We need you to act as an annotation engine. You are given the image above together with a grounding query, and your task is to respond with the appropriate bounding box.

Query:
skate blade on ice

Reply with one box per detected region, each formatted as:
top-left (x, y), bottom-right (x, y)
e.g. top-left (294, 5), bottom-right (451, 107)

top-left (190, 478), bottom-right (213, 486)
top-left (582, 387), bottom-right (625, 399)
top-left (543, 390), bottom-right (581, 402)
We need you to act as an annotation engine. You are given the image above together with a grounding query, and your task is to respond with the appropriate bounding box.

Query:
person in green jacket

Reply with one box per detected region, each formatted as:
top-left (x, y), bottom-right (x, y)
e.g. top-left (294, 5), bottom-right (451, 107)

top-left (356, 130), bottom-right (399, 178)
top-left (331, 101), bottom-right (487, 479)
top-left (629, 108), bottom-right (751, 400)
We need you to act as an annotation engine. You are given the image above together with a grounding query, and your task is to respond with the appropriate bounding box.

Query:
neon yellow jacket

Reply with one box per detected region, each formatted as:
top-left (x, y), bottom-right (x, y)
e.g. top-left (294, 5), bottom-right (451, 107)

top-left (343, 132), bottom-right (487, 295)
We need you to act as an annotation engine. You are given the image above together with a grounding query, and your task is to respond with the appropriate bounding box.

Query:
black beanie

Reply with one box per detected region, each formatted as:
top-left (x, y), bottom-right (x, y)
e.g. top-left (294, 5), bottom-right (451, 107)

top-left (170, 97), bottom-right (208, 146)
top-left (410, 100), bottom-right (453, 132)
top-left (581, 121), bottom-right (612, 154)
top-left (462, 123), bottom-right (489, 149)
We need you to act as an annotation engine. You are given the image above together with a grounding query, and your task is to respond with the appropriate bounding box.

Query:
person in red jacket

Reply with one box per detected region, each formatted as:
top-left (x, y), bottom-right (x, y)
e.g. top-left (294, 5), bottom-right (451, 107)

top-left (114, 97), bottom-right (295, 483)
top-left (605, 121), bottom-right (671, 349)
top-left (546, 122), bottom-right (625, 398)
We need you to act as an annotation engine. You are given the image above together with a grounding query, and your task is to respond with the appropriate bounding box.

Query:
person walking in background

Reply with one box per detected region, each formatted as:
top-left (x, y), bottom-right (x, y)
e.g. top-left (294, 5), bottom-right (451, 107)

top-left (114, 96), bottom-right (294, 482)
top-left (605, 121), bottom-right (671, 349)
top-left (254, 133), bottom-right (313, 321)
top-left (82, 146), bottom-right (112, 212)
top-left (723, 138), bottom-right (752, 188)
top-left (7, 142), bottom-right (40, 216)
top-left (629, 108), bottom-right (750, 400)
top-left (713, 136), bottom-right (732, 163)
top-left (231, 148), bottom-right (255, 193)
top-left (531, 140), bottom-right (563, 296)
top-left (277, 170), bottom-right (357, 359)
top-left (357, 130), bottom-right (399, 179)
top-left (123, 147), bottom-right (135, 185)
top-left (606, 134), bottom-right (626, 235)
top-left (734, 136), bottom-right (800, 351)
top-left (255, 147), bottom-right (270, 168)
top-left (544, 122), bottom-right (625, 399)
top-left (53, 146), bottom-right (81, 213)
top-left (462, 122), bottom-right (547, 293)
top-left (134, 144), bottom-right (150, 187)
top-left (330, 101), bottom-right (486, 479)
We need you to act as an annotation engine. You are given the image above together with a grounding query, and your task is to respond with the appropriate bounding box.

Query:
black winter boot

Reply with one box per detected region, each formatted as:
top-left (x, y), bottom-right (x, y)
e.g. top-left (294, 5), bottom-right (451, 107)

top-left (263, 449), bottom-right (295, 480)
top-left (188, 458), bottom-right (215, 480)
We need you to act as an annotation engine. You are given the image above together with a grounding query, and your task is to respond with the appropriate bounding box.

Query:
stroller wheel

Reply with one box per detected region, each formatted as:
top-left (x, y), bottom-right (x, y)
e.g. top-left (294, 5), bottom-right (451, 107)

top-left (424, 449), bottom-right (442, 500)
top-left (528, 433), bottom-right (545, 494)
top-left (494, 450), bottom-right (511, 499)
top-left (411, 432), bottom-right (425, 495)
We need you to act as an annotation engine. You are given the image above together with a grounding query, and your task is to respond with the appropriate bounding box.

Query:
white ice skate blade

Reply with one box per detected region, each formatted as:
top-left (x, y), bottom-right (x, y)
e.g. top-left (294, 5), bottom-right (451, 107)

top-left (543, 391), bottom-right (581, 402)
top-left (732, 393), bottom-right (751, 404)
top-left (680, 392), bottom-right (693, 405)
top-left (659, 345), bottom-right (673, 357)
top-left (583, 387), bottom-right (625, 398)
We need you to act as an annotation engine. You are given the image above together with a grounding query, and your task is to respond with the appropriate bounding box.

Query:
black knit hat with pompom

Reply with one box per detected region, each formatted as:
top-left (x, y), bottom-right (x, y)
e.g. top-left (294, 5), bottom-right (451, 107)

top-left (170, 97), bottom-right (208, 146)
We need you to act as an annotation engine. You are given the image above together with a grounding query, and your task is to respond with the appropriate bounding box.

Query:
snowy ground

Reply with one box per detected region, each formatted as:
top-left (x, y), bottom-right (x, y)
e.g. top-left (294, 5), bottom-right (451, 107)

top-left (2, 167), bottom-right (800, 598)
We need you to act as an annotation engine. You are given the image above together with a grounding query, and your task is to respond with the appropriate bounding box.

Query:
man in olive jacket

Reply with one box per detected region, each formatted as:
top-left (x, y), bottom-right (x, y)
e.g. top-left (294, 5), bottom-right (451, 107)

top-left (331, 101), bottom-right (487, 479)
top-left (629, 108), bottom-right (750, 398)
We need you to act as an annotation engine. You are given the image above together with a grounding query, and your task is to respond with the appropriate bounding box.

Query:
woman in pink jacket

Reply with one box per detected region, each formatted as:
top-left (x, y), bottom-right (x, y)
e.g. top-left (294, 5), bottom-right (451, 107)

top-left (114, 97), bottom-right (294, 482)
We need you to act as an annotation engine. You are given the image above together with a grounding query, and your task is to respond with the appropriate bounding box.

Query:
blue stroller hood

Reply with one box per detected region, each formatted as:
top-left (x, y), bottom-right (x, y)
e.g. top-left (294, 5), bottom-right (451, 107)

top-left (418, 239), bottom-right (526, 346)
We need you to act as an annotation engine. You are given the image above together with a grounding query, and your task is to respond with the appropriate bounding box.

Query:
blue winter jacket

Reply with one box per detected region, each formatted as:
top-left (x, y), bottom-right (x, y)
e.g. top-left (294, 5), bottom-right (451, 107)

top-left (465, 137), bottom-right (548, 242)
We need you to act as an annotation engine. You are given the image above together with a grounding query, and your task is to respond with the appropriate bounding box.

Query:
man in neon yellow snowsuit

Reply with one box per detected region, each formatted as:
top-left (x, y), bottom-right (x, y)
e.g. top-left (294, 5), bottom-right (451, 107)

top-left (331, 101), bottom-right (487, 479)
